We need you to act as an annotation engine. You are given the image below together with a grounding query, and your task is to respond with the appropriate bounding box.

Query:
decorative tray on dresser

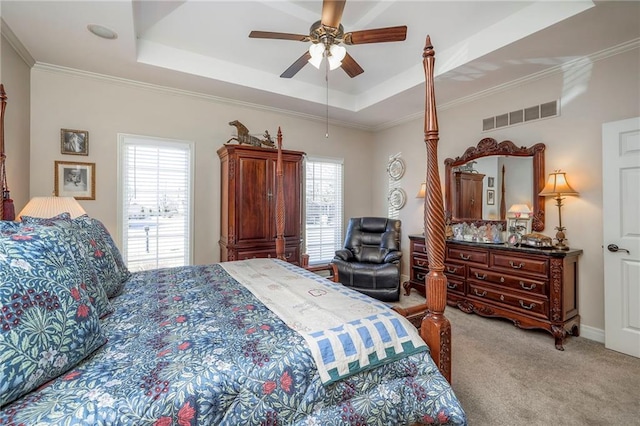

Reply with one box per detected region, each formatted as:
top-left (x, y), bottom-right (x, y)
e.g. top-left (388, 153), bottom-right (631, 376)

top-left (404, 234), bottom-right (582, 350)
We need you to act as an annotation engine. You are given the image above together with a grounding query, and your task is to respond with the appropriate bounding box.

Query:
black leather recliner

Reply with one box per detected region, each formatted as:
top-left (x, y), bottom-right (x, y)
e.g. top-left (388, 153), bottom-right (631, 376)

top-left (331, 217), bottom-right (402, 302)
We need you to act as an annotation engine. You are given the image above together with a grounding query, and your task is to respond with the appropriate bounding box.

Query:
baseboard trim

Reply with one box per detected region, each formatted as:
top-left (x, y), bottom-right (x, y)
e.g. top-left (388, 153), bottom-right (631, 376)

top-left (579, 324), bottom-right (605, 343)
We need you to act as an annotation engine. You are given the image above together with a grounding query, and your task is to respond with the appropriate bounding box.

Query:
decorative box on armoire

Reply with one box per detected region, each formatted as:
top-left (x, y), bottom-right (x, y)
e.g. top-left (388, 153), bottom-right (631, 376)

top-left (217, 144), bottom-right (304, 264)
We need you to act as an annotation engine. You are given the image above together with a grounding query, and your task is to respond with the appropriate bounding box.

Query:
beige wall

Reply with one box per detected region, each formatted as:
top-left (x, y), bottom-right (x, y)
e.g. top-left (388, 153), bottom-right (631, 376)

top-left (0, 32), bottom-right (30, 213)
top-left (373, 47), bottom-right (640, 336)
top-left (28, 67), bottom-right (374, 265)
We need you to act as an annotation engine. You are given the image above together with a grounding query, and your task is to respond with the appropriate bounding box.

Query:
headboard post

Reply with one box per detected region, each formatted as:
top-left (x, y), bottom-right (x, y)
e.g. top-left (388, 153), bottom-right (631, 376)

top-left (275, 127), bottom-right (286, 261)
top-left (421, 36), bottom-right (452, 382)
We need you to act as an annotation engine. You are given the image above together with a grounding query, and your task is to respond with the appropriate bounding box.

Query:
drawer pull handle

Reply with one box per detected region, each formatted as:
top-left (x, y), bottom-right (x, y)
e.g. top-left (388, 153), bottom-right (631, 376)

top-left (417, 260), bottom-right (427, 267)
top-left (446, 266), bottom-right (457, 273)
top-left (422, 247), bottom-right (427, 253)
top-left (474, 272), bottom-right (486, 280)
top-left (417, 273), bottom-right (426, 281)
top-left (447, 283), bottom-right (456, 289)
top-left (519, 300), bottom-right (536, 310)
top-left (509, 261), bottom-right (525, 269)
top-left (520, 281), bottom-right (537, 291)
top-left (500, 276), bottom-right (505, 283)
top-left (473, 289), bottom-right (487, 297)
top-left (459, 253), bottom-right (471, 260)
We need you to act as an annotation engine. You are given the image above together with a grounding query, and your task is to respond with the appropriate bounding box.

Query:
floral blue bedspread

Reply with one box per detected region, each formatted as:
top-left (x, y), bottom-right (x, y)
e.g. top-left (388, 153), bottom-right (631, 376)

top-left (0, 263), bottom-right (467, 425)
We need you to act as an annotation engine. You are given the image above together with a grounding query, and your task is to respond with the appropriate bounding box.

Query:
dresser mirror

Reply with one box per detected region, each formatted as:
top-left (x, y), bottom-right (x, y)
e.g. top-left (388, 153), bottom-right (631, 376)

top-left (444, 138), bottom-right (546, 232)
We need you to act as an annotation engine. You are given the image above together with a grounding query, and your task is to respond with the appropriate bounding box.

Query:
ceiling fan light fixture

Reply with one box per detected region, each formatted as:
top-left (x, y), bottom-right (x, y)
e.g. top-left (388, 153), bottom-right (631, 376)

top-left (327, 54), bottom-right (342, 70)
top-left (308, 42), bottom-right (326, 69)
top-left (329, 44), bottom-right (346, 61)
top-left (327, 44), bottom-right (346, 70)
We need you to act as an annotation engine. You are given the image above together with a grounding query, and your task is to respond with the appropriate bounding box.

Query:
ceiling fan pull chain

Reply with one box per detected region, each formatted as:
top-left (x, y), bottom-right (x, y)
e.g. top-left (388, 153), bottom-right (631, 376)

top-left (325, 56), bottom-right (330, 138)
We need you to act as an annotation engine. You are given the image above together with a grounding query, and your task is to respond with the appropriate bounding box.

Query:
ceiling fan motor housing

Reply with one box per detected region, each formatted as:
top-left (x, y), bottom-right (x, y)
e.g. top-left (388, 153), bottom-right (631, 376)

top-left (310, 20), bottom-right (344, 46)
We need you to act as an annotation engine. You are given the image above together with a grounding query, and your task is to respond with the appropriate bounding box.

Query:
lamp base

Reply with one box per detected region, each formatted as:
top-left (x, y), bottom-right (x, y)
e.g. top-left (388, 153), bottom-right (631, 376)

top-left (554, 228), bottom-right (570, 250)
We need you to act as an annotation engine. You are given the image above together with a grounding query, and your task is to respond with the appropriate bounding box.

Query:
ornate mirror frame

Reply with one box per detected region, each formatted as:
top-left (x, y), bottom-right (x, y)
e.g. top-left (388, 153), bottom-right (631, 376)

top-left (444, 138), bottom-right (546, 232)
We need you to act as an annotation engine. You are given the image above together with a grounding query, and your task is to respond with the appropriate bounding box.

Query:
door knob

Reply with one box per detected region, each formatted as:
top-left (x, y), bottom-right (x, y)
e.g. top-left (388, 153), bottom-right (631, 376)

top-left (607, 244), bottom-right (630, 254)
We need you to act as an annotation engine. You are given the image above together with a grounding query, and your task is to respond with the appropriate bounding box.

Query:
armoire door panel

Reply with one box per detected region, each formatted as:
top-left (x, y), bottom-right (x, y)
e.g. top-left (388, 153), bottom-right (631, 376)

top-left (237, 157), bottom-right (271, 242)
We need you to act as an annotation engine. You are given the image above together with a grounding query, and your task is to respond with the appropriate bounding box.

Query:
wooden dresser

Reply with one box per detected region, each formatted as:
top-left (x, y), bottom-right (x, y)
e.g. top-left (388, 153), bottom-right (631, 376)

top-left (217, 144), bottom-right (304, 264)
top-left (404, 234), bottom-right (582, 349)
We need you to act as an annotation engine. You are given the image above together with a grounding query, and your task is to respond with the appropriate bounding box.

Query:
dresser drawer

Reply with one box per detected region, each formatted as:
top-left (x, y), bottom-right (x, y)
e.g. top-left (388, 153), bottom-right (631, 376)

top-left (468, 282), bottom-right (548, 318)
top-left (444, 262), bottom-right (465, 278)
top-left (491, 252), bottom-right (548, 277)
top-left (413, 241), bottom-right (428, 256)
top-left (412, 254), bottom-right (429, 271)
top-left (446, 277), bottom-right (465, 295)
top-left (446, 245), bottom-right (488, 266)
top-left (468, 267), bottom-right (547, 296)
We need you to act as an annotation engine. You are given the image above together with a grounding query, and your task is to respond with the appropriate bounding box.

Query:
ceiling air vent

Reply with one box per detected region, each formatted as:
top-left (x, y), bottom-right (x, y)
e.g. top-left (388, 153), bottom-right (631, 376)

top-left (482, 100), bottom-right (559, 132)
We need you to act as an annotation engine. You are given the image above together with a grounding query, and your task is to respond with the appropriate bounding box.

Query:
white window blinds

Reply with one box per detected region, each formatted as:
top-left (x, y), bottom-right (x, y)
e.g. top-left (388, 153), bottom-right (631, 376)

top-left (305, 157), bottom-right (343, 265)
top-left (119, 135), bottom-right (193, 271)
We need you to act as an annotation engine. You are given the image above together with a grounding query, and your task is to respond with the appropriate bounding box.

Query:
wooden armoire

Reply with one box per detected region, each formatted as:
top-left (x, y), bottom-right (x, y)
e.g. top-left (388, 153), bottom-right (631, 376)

top-left (217, 144), bottom-right (304, 264)
top-left (450, 171), bottom-right (485, 220)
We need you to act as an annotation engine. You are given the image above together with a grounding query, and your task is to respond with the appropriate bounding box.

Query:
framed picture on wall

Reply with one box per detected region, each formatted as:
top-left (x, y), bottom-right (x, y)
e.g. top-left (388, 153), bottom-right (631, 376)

top-left (55, 161), bottom-right (95, 200)
top-left (60, 128), bottom-right (89, 155)
top-left (487, 176), bottom-right (495, 188)
top-left (487, 189), bottom-right (495, 205)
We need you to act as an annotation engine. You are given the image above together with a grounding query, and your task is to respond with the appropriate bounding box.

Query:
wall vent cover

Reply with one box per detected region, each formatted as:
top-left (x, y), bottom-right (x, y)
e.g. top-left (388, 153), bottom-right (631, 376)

top-left (483, 100), bottom-right (559, 131)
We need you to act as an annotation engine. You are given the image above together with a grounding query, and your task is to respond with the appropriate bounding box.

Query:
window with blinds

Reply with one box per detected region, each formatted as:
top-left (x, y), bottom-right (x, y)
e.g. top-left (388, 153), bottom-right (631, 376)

top-left (118, 135), bottom-right (193, 271)
top-left (305, 157), bottom-right (343, 265)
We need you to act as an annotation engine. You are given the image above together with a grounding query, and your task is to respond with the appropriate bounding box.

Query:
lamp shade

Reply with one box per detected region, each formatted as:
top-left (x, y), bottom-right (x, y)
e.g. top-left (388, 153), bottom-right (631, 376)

top-left (507, 203), bottom-right (532, 218)
top-left (416, 182), bottom-right (426, 198)
top-left (16, 196), bottom-right (86, 221)
top-left (539, 171), bottom-right (578, 196)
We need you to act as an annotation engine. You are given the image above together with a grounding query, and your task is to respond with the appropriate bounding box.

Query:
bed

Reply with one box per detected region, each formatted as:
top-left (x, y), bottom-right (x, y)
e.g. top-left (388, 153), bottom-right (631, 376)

top-left (0, 37), bottom-right (465, 424)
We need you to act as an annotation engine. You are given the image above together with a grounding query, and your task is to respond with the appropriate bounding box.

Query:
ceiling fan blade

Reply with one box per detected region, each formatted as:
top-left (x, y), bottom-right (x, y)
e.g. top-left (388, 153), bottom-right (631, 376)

top-left (321, 0), bottom-right (346, 29)
top-left (280, 51), bottom-right (312, 78)
top-left (343, 25), bottom-right (407, 45)
top-left (249, 31), bottom-right (309, 42)
top-left (341, 53), bottom-right (364, 78)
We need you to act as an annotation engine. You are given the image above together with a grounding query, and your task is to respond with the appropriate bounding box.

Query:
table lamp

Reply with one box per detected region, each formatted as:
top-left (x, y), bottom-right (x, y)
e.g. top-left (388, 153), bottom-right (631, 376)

top-left (538, 170), bottom-right (578, 250)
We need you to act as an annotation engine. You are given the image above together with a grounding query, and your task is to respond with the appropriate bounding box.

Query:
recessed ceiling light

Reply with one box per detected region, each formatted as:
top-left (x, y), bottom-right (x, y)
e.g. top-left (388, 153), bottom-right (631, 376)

top-left (87, 24), bottom-right (118, 40)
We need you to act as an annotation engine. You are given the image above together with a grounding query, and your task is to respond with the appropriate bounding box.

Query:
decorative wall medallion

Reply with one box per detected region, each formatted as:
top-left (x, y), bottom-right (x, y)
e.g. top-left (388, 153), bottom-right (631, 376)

top-left (387, 157), bottom-right (405, 180)
top-left (388, 188), bottom-right (407, 210)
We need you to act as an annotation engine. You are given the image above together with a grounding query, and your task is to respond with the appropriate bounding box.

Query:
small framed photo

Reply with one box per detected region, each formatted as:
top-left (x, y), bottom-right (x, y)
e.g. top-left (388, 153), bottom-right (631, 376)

top-left (487, 177), bottom-right (495, 188)
top-left (55, 161), bottom-right (95, 200)
top-left (487, 189), bottom-right (495, 205)
top-left (61, 129), bottom-right (89, 155)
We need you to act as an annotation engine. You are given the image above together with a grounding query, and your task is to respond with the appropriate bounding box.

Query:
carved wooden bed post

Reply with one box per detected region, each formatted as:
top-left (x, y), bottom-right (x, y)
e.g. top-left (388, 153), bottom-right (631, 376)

top-left (421, 36), bottom-right (452, 382)
top-left (275, 127), bottom-right (287, 261)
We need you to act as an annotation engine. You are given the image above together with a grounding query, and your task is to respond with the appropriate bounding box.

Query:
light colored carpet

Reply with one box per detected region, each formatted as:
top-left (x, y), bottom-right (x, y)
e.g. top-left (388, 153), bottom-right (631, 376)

top-left (392, 292), bottom-right (640, 425)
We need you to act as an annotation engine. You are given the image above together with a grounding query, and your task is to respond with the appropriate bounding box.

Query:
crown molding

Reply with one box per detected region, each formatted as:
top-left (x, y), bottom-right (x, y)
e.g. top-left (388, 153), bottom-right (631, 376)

top-left (1, 18), bottom-right (35, 68)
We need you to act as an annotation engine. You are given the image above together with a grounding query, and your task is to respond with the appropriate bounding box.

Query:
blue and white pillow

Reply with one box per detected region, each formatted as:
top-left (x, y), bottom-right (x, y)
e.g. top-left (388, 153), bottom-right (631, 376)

top-left (0, 223), bottom-right (107, 406)
top-left (72, 215), bottom-right (131, 297)
top-left (20, 214), bottom-right (114, 318)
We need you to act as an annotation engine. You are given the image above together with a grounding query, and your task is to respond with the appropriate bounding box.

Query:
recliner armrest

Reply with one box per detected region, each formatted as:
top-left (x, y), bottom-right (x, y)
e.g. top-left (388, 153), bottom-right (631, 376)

top-left (383, 250), bottom-right (402, 263)
top-left (334, 248), bottom-right (354, 261)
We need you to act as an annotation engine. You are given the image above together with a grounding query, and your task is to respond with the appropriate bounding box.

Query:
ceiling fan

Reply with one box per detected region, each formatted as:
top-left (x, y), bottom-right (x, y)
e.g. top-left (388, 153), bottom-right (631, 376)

top-left (249, 0), bottom-right (407, 78)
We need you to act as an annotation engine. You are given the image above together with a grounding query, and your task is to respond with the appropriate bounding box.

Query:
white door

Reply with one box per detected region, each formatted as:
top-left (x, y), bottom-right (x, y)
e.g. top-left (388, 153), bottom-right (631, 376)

top-left (603, 117), bottom-right (640, 357)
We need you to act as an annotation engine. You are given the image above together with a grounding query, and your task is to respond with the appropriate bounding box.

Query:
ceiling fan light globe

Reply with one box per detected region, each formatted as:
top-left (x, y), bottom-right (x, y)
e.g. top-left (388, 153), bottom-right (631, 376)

top-left (328, 55), bottom-right (343, 70)
top-left (329, 44), bottom-right (347, 61)
top-left (309, 42), bottom-right (326, 59)
top-left (308, 54), bottom-right (323, 69)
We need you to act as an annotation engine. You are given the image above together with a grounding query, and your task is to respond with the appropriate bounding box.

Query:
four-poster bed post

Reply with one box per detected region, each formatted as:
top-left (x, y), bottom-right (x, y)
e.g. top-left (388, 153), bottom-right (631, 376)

top-left (393, 36), bottom-right (452, 382)
top-left (274, 127), bottom-right (287, 261)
